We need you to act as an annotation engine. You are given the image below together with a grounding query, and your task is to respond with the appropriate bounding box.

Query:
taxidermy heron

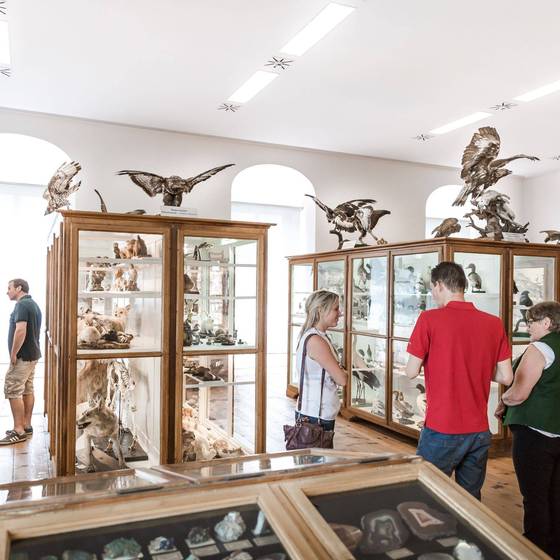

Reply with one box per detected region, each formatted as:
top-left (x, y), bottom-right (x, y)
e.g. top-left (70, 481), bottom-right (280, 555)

top-left (43, 161), bottom-right (82, 215)
top-left (453, 127), bottom-right (539, 207)
top-left (306, 194), bottom-right (390, 249)
top-left (117, 164), bottom-right (235, 207)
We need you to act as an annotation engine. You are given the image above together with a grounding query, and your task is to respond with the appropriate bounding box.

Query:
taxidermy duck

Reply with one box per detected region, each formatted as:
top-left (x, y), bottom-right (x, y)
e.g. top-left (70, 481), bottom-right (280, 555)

top-left (306, 194), bottom-right (390, 249)
top-left (117, 164), bottom-right (235, 207)
top-left (43, 161), bottom-right (82, 215)
top-left (392, 391), bottom-right (414, 418)
top-left (416, 384), bottom-right (427, 416)
top-left (465, 263), bottom-right (483, 292)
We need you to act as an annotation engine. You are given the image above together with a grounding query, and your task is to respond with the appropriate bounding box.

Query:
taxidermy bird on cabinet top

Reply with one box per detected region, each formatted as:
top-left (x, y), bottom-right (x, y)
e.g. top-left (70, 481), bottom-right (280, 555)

top-left (43, 161), bottom-right (82, 215)
top-left (117, 164), bottom-right (235, 207)
top-left (431, 217), bottom-right (461, 238)
top-left (452, 127), bottom-right (539, 207)
top-left (306, 194), bottom-right (390, 249)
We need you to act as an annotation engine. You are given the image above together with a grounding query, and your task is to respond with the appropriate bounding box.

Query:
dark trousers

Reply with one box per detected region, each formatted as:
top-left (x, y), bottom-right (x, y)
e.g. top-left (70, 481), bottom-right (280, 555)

top-left (510, 424), bottom-right (560, 558)
top-left (295, 411), bottom-right (335, 431)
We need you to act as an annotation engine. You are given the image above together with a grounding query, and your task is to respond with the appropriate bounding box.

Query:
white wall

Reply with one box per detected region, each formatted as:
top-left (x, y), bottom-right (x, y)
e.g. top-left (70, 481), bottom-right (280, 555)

top-left (520, 170), bottom-right (560, 243)
top-left (0, 108), bottom-right (525, 251)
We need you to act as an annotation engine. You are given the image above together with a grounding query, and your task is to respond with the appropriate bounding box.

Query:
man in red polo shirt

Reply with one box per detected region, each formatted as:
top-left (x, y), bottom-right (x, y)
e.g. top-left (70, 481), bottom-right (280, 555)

top-left (405, 261), bottom-right (513, 499)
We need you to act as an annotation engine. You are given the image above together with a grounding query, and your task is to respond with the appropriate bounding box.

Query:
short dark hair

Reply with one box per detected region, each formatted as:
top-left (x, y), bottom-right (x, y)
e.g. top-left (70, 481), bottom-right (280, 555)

top-left (527, 301), bottom-right (560, 333)
top-left (9, 278), bottom-right (29, 293)
top-left (430, 262), bottom-right (466, 293)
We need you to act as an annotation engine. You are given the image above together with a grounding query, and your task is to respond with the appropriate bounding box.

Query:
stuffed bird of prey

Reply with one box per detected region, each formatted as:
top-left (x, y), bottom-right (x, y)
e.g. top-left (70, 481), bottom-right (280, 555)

top-left (431, 217), bottom-right (461, 238)
top-left (117, 164), bottom-right (235, 207)
top-left (453, 127), bottom-right (539, 207)
top-left (541, 230), bottom-right (560, 244)
top-left (43, 161), bottom-right (82, 215)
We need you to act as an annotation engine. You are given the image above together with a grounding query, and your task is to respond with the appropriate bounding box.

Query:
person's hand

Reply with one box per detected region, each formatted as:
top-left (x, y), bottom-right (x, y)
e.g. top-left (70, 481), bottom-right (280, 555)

top-left (10, 353), bottom-right (17, 366)
top-left (494, 400), bottom-right (506, 420)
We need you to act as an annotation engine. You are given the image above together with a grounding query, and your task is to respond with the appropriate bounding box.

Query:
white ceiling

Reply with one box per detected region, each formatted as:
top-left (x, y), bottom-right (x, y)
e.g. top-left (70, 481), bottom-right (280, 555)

top-left (2, 0), bottom-right (560, 177)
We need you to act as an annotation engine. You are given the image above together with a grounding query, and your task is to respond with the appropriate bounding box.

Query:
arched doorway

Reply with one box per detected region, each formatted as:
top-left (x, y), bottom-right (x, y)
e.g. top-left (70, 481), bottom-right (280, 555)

top-left (425, 184), bottom-right (477, 239)
top-left (0, 133), bottom-right (70, 418)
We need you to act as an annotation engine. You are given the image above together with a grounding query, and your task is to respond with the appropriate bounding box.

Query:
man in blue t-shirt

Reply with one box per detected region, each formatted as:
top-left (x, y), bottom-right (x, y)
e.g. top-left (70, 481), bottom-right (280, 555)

top-left (1, 279), bottom-right (42, 445)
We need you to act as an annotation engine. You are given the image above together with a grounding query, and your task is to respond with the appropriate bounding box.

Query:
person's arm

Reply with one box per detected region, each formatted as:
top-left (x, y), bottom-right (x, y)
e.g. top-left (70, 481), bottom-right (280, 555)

top-left (493, 359), bottom-right (513, 386)
top-left (405, 354), bottom-right (423, 379)
top-left (10, 321), bottom-right (27, 365)
top-left (501, 345), bottom-right (544, 406)
top-left (307, 335), bottom-right (347, 386)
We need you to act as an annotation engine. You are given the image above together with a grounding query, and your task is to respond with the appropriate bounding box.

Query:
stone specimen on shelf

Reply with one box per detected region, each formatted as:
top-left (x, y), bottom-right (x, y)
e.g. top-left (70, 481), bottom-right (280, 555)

top-left (224, 552), bottom-right (253, 560)
top-left (397, 501), bottom-right (457, 540)
top-left (117, 164), bottom-right (235, 207)
top-left (453, 540), bottom-right (484, 560)
top-left (148, 536), bottom-right (176, 553)
top-left (102, 537), bottom-right (142, 559)
top-left (359, 509), bottom-right (410, 553)
top-left (418, 554), bottom-right (454, 560)
top-left (540, 229), bottom-right (560, 244)
top-left (214, 511), bottom-right (246, 542)
top-left (329, 523), bottom-right (363, 551)
top-left (62, 552), bottom-right (96, 560)
top-left (432, 217), bottom-right (461, 238)
top-left (186, 526), bottom-right (214, 547)
top-left (43, 160), bottom-right (82, 215)
top-left (252, 511), bottom-right (270, 536)
top-left (306, 194), bottom-right (390, 249)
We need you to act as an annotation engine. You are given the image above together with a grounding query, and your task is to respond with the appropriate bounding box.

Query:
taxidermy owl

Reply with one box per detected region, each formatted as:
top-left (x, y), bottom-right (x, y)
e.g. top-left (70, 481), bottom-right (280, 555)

top-left (43, 161), bottom-right (82, 215)
top-left (117, 164), bottom-right (235, 207)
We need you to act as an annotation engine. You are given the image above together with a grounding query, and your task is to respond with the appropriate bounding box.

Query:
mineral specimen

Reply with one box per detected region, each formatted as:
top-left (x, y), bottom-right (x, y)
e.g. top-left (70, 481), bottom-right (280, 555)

top-left (360, 509), bottom-right (410, 554)
top-left (329, 523), bottom-right (363, 551)
top-left (186, 526), bottom-right (214, 547)
top-left (453, 540), bottom-right (484, 560)
top-left (397, 501), bottom-right (457, 541)
top-left (102, 537), bottom-right (142, 559)
top-left (148, 536), bottom-right (176, 553)
top-left (215, 511), bottom-right (246, 542)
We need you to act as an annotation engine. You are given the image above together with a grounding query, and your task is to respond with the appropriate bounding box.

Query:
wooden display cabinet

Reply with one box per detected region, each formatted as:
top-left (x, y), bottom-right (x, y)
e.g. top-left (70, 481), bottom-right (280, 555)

top-left (287, 238), bottom-right (560, 443)
top-left (45, 211), bottom-right (270, 476)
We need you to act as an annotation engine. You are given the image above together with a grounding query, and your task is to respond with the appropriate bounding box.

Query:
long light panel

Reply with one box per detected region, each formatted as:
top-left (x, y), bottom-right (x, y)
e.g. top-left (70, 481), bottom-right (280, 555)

top-left (514, 80), bottom-right (560, 102)
top-left (0, 21), bottom-right (10, 65)
top-left (429, 112), bottom-right (491, 135)
top-left (281, 3), bottom-right (355, 56)
top-left (227, 71), bottom-right (278, 104)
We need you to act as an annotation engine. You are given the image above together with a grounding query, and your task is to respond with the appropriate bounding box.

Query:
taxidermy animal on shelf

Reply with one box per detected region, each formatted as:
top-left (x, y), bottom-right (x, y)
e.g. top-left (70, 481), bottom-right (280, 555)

top-left (416, 384), bottom-right (427, 416)
top-left (305, 194), bottom-right (390, 249)
top-left (117, 164), bottom-right (235, 207)
top-left (43, 160), bottom-right (82, 215)
top-left (392, 390), bottom-right (414, 418)
top-left (541, 230), bottom-right (560, 244)
top-left (432, 217), bottom-right (461, 238)
top-left (453, 127), bottom-right (539, 207)
top-left (76, 360), bottom-right (109, 404)
top-left (465, 263), bottom-right (484, 293)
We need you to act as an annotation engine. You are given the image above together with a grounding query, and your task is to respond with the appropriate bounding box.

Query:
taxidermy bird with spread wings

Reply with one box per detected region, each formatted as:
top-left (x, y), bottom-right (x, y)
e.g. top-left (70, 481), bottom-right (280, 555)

top-left (43, 161), bottom-right (82, 215)
top-left (453, 127), bottom-right (539, 207)
top-left (117, 164), bottom-right (235, 207)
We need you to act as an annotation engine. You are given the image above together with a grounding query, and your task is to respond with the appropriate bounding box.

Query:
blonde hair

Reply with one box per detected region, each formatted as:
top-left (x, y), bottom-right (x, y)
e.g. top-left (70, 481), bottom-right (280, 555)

top-left (299, 289), bottom-right (340, 341)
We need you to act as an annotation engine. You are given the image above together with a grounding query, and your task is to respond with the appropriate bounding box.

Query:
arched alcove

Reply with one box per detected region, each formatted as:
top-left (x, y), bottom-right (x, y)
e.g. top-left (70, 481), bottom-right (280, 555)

top-left (230, 164), bottom-right (316, 367)
top-left (425, 184), bottom-right (476, 239)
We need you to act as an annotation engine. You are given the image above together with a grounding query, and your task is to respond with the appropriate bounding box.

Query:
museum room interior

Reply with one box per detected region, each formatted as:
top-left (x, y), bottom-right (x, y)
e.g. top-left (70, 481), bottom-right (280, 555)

top-left (0, 1), bottom-right (559, 559)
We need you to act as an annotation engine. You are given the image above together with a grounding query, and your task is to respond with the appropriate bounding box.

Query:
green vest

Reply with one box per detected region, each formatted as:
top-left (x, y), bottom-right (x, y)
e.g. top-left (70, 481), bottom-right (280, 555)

top-left (504, 332), bottom-right (560, 434)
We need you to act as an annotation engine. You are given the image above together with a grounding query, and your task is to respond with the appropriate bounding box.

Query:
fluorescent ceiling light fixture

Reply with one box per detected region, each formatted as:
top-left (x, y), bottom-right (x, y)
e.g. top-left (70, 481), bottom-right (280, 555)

top-left (514, 80), bottom-right (560, 102)
top-left (0, 21), bottom-right (10, 65)
top-left (280, 3), bottom-right (355, 56)
top-left (228, 71), bottom-right (278, 104)
top-left (430, 112), bottom-right (491, 135)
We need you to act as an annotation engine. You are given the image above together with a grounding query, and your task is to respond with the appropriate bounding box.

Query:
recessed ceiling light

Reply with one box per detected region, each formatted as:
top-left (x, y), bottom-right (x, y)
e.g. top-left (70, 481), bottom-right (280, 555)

top-left (0, 65), bottom-right (9, 77)
top-left (490, 101), bottom-right (517, 111)
top-left (0, 21), bottom-right (11, 66)
top-left (265, 57), bottom-right (293, 70)
top-left (514, 80), bottom-right (560, 102)
top-left (218, 103), bottom-right (240, 112)
top-left (413, 134), bottom-right (434, 142)
top-left (227, 71), bottom-right (278, 104)
top-left (280, 3), bottom-right (355, 57)
top-left (0, 1), bottom-right (6, 17)
top-left (429, 112), bottom-right (491, 135)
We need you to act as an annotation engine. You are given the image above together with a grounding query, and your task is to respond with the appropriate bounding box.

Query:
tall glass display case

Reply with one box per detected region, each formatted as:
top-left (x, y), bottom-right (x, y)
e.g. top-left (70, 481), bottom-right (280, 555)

top-left (287, 238), bottom-right (560, 444)
top-left (46, 211), bottom-right (270, 476)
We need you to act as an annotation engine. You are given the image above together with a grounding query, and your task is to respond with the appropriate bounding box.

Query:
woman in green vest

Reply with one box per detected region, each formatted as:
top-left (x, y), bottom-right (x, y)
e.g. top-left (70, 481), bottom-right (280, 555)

top-left (496, 301), bottom-right (560, 558)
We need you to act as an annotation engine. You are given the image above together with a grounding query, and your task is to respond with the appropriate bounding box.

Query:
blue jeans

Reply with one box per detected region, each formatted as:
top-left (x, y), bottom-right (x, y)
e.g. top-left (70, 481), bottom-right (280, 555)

top-left (417, 426), bottom-right (492, 500)
top-left (295, 411), bottom-right (335, 431)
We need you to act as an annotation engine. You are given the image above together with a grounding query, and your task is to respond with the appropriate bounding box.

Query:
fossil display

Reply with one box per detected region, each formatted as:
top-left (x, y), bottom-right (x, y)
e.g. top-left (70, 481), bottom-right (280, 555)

top-left (43, 160), bottom-right (83, 215)
top-left (117, 164), bottom-right (235, 207)
top-left (306, 194), bottom-right (390, 249)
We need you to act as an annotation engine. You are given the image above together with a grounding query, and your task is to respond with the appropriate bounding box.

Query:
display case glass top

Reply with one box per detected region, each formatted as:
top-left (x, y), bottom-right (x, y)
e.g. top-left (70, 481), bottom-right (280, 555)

top-left (77, 230), bottom-right (164, 355)
top-left (183, 236), bottom-right (257, 352)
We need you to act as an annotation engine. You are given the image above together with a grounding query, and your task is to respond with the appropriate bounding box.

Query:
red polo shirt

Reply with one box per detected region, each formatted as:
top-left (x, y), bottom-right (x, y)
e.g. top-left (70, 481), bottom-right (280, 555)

top-left (407, 301), bottom-right (511, 434)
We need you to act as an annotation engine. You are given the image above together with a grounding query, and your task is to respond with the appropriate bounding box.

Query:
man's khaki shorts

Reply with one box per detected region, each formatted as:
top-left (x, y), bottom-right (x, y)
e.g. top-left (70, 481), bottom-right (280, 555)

top-left (4, 359), bottom-right (38, 399)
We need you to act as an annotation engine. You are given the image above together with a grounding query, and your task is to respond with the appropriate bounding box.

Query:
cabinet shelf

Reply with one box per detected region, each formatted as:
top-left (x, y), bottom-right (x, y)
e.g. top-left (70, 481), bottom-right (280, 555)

top-left (79, 256), bottom-right (162, 266)
top-left (183, 374), bottom-right (255, 389)
top-left (79, 291), bottom-right (161, 298)
top-left (185, 259), bottom-right (256, 268)
top-left (184, 294), bottom-right (255, 301)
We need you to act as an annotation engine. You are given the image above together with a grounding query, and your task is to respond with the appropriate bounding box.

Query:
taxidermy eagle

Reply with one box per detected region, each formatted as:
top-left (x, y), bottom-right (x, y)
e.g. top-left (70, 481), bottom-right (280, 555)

top-left (306, 194), bottom-right (390, 249)
top-left (453, 127), bottom-right (539, 207)
top-left (117, 164), bottom-right (235, 207)
top-left (43, 161), bottom-right (82, 215)
top-left (431, 217), bottom-right (461, 238)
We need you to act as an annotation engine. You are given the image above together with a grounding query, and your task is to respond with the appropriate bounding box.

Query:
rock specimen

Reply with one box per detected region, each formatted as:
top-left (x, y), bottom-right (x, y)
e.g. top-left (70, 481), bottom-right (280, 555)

top-left (453, 540), bottom-right (484, 560)
top-left (186, 526), bottom-right (214, 548)
top-left (102, 537), bottom-right (142, 559)
top-left (215, 511), bottom-right (246, 542)
top-left (360, 509), bottom-right (410, 554)
top-left (397, 501), bottom-right (457, 541)
top-left (329, 523), bottom-right (362, 551)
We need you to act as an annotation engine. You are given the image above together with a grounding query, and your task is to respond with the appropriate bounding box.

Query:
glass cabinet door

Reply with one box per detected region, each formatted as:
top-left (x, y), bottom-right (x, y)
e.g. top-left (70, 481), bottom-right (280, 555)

top-left (291, 263), bottom-right (313, 325)
top-left (351, 256), bottom-right (388, 335)
top-left (183, 236), bottom-right (257, 352)
top-left (392, 252), bottom-right (438, 338)
top-left (317, 259), bottom-right (345, 330)
top-left (454, 252), bottom-right (501, 317)
top-left (512, 255), bottom-right (555, 341)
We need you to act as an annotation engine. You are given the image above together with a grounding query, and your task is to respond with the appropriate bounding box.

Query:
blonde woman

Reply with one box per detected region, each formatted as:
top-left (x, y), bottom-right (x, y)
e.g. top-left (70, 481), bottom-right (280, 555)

top-left (295, 289), bottom-right (347, 432)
